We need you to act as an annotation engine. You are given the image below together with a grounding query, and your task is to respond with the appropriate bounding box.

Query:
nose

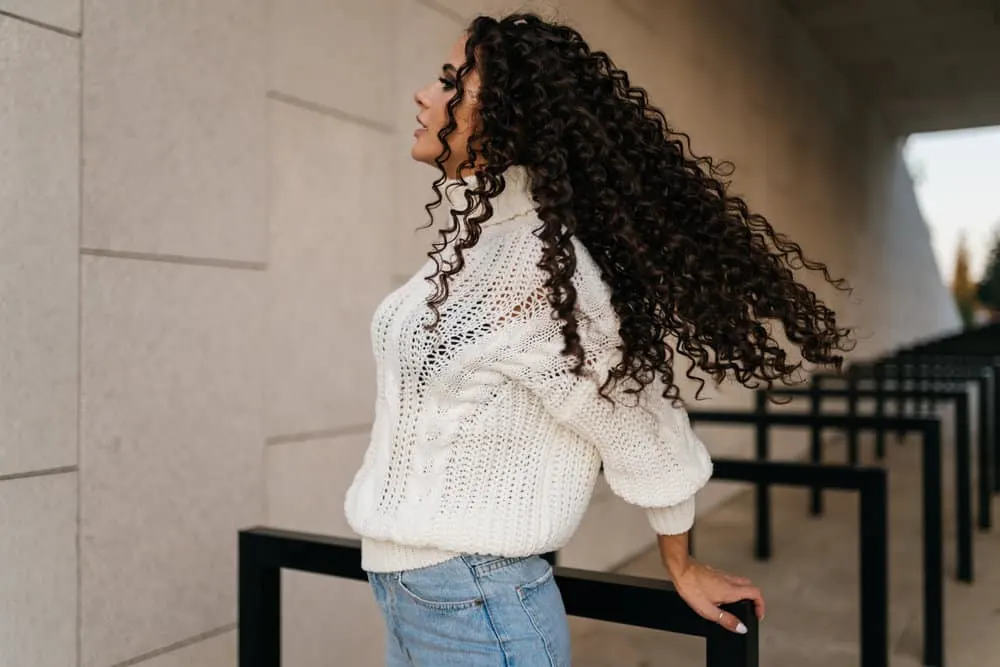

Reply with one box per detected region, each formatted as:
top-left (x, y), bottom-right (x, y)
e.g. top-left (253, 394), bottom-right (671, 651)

top-left (414, 84), bottom-right (431, 109)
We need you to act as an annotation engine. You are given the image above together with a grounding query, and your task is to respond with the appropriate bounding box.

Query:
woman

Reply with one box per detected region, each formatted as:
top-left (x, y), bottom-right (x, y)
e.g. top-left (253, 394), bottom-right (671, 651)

top-left (345, 12), bottom-right (852, 666)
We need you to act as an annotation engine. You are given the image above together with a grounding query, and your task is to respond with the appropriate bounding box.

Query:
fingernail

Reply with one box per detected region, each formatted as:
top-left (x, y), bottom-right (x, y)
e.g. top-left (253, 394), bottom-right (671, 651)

top-left (736, 622), bottom-right (748, 635)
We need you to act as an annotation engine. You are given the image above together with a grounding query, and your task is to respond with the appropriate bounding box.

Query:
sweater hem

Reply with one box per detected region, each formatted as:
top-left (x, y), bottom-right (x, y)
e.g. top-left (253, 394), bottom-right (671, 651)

top-left (360, 537), bottom-right (461, 573)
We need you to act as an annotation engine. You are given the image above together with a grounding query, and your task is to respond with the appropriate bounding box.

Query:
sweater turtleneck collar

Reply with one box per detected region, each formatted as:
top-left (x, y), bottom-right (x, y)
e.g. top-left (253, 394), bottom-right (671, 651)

top-left (441, 165), bottom-right (537, 228)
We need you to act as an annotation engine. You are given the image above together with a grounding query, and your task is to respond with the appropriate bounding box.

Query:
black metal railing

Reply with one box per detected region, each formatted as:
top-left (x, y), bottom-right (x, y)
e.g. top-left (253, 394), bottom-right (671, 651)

top-left (865, 358), bottom-right (999, 492)
top-left (686, 409), bottom-right (944, 667)
top-left (861, 320), bottom-right (1000, 490)
top-left (821, 360), bottom-right (996, 487)
top-left (238, 528), bottom-right (759, 667)
top-left (699, 458), bottom-right (888, 667)
top-left (814, 365), bottom-right (993, 526)
top-left (767, 385), bottom-right (977, 583)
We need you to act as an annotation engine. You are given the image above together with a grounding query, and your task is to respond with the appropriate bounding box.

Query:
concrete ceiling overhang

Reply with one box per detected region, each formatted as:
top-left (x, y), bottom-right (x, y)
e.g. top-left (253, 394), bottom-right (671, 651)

top-left (780, 0), bottom-right (1000, 135)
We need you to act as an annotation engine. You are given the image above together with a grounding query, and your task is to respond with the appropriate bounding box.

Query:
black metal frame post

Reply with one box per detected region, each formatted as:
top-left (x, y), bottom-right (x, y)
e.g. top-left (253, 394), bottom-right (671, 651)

top-left (688, 410), bottom-right (945, 667)
top-left (980, 369), bottom-right (993, 523)
top-left (872, 363), bottom-right (887, 459)
top-left (955, 393), bottom-right (973, 582)
top-left (754, 391), bottom-right (770, 560)
top-left (769, 386), bottom-right (976, 583)
top-left (848, 366), bottom-right (860, 464)
top-left (895, 360), bottom-right (909, 441)
top-left (709, 459), bottom-right (888, 667)
top-left (809, 375), bottom-right (824, 515)
top-left (993, 361), bottom-right (999, 492)
top-left (238, 532), bottom-right (281, 667)
top-left (916, 359), bottom-right (927, 414)
top-left (238, 528), bottom-right (759, 667)
top-left (809, 367), bottom-right (862, 516)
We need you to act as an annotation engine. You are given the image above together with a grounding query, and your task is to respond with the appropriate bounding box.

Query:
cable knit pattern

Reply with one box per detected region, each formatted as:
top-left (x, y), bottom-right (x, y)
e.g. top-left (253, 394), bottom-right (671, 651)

top-left (344, 166), bottom-right (714, 573)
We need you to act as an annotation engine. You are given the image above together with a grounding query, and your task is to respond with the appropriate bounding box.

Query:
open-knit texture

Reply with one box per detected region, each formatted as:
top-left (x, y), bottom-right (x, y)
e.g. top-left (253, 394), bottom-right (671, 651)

top-left (344, 166), bottom-right (714, 573)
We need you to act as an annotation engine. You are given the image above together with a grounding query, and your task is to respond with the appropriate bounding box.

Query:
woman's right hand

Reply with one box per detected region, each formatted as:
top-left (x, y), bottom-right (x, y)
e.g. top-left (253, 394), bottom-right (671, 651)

top-left (657, 531), bottom-right (764, 634)
top-left (669, 558), bottom-right (765, 634)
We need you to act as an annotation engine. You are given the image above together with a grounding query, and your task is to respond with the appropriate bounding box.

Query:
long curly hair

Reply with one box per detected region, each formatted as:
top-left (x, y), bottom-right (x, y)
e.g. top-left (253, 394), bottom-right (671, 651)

top-left (422, 12), bottom-right (854, 403)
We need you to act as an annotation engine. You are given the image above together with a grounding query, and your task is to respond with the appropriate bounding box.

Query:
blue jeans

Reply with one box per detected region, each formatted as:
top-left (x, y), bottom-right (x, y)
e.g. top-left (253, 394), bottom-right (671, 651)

top-left (367, 554), bottom-right (571, 666)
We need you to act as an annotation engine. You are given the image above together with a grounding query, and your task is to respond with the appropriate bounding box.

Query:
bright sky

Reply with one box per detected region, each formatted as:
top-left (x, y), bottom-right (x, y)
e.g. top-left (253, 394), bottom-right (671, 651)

top-left (904, 125), bottom-right (1000, 284)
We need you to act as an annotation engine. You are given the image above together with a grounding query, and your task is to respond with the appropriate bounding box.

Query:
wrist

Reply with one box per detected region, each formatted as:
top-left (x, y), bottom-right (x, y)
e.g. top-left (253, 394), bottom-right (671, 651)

top-left (657, 532), bottom-right (692, 577)
top-left (664, 554), bottom-right (691, 578)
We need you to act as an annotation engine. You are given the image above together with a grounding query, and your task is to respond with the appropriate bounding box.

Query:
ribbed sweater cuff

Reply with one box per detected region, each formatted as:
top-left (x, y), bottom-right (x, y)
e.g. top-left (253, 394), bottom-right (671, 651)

top-left (646, 497), bottom-right (696, 535)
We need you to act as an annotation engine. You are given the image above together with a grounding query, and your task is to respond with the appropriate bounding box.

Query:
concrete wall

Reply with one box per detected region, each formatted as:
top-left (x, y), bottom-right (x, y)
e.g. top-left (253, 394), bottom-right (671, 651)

top-left (0, 0), bottom-right (959, 665)
top-left (1, 8), bottom-right (80, 667)
top-left (851, 120), bottom-right (963, 357)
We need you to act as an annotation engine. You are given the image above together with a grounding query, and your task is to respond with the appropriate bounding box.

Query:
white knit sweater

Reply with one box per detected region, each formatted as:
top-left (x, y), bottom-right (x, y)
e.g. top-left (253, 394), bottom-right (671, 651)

top-left (344, 166), bottom-right (714, 573)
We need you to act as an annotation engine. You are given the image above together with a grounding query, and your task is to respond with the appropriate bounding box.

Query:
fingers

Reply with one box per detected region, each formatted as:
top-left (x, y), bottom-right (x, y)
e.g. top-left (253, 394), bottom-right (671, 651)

top-left (710, 606), bottom-right (749, 635)
top-left (738, 584), bottom-right (765, 621)
top-left (676, 564), bottom-right (765, 632)
top-left (710, 583), bottom-right (765, 628)
top-left (716, 578), bottom-right (765, 621)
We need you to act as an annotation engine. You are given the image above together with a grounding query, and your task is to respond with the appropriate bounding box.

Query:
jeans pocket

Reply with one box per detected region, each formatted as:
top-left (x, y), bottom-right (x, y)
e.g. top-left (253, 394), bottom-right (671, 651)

top-left (396, 565), bottom-right (484, 612)
top-left (516, 563), bottom-right (555, 596)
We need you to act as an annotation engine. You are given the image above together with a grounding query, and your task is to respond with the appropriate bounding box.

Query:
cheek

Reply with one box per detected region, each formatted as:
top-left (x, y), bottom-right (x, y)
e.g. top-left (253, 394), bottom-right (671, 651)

top-left (437, 104), bottom-right (476, 144)
top-left (427, 92), bottom-right (475, 133)
top-left (426, 91), bottom-right (452, 128)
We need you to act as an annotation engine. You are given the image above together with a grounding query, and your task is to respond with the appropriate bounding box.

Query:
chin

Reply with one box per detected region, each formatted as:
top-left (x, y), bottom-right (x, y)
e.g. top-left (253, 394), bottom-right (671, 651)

top-left (410, 148), bottom-right (437, 168)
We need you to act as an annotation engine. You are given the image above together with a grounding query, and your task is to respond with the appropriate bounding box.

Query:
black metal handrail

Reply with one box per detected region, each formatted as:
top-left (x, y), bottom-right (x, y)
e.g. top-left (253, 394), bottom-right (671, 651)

top-left (698, 459), bottom-right (888, 667)
top-left (768, 385), bottom-right (978, 582)
top-left (822, 358), bottom-right (993, 433)
top-left (839, 358), bottom-right (1000, 493)
top-left (238, 528), bottom-right (759, 667)
top-left (686, 409), bottom-right (945, 667)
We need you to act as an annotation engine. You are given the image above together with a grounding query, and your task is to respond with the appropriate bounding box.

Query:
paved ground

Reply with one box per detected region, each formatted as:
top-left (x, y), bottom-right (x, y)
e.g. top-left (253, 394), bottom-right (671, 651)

top-left (568, 431), bottom-right (1000, 667)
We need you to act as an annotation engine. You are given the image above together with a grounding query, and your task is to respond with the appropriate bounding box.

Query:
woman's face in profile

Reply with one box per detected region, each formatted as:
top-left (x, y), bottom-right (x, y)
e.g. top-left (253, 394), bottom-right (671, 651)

top-left (411, 35), bottom-right (481, 177)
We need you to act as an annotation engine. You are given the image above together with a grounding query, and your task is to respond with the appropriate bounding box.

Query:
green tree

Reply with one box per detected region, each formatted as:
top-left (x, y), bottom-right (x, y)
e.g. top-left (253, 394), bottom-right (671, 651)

top-left (977, 230), bottom-right (1000, 317)
top-left (952, 234), bottom-right (978, 327)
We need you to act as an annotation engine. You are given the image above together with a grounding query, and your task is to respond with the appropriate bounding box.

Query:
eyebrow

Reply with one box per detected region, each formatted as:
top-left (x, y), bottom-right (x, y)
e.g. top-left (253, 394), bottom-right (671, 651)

top-left (442, 64), bottom-right (457, 76)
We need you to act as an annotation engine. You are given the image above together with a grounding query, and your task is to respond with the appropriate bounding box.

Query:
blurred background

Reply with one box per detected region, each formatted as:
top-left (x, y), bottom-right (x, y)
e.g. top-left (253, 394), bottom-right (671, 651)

top-left (2, 0), bottom-right (999, 665)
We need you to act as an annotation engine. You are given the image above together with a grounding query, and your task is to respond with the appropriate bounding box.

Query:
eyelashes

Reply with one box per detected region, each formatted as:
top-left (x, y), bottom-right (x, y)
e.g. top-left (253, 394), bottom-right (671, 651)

top-left (439, 77), bottom-right (456, 91)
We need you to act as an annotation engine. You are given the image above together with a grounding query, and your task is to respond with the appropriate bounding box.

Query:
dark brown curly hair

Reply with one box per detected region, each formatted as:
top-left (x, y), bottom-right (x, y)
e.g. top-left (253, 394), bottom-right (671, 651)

top-left (422, 12), bottom-right (854, 403)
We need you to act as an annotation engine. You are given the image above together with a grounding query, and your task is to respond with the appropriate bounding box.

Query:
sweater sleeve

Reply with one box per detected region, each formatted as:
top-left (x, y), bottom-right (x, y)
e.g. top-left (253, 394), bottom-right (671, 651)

top-left (507, 317), bottom-right (714, 536)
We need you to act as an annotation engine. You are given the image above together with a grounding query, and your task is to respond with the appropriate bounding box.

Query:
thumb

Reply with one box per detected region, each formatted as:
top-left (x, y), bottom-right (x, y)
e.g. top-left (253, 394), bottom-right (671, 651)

top-left (709, 606), bottom-right (749, 635)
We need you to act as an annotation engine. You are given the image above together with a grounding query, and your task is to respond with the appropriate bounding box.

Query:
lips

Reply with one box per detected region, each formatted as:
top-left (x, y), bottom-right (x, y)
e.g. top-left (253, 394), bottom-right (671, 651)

top-left (414, 116), bottom-right (428, 139)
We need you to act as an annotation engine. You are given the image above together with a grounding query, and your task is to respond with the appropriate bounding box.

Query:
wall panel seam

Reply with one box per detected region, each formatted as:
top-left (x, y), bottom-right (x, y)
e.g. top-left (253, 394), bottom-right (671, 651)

top-left (80, 248), bottom-right (267, 271)
top-left (0, 466), bottom-right (78, 482)
top-left (266, 423), bottom-right (373, 446)
top-left (106, 623), bottom-right (237, 667)
top-left (266, 90), bottom-right (394, 135)
top-left (0, 9), bottom-right (80, 37)
top-left (414, 0), bottom-right (464, 25)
